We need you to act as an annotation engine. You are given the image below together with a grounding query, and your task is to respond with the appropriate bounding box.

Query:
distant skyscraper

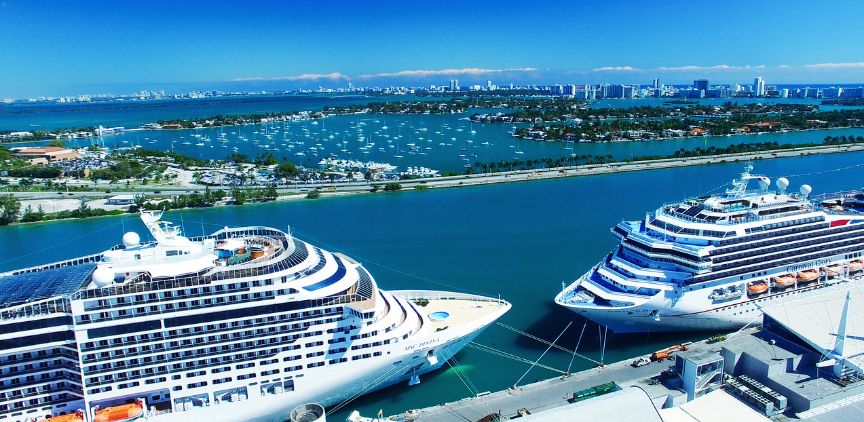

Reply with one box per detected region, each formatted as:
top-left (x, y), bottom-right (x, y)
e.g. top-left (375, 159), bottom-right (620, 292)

top-left (753, 77), bottom-right (765, 97)
top-left (449, 79), bottom-right (459, 92)
top-left (694, 79), bottom-right (710, 93)
top-left (653, 78), bottom-right (660, 89)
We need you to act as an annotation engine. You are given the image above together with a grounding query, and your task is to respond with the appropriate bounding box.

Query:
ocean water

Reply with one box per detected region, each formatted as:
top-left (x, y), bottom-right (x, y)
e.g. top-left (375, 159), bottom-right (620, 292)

top-left (1, 151), bottom-right (862, 418)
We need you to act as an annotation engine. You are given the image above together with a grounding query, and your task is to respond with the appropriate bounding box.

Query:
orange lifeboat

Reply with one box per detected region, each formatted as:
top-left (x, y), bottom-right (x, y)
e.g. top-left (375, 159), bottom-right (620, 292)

top-left (44, 411), bottom-right (84, 422)
top-left (797, 269), bottom-right (820, 283)
top-left (93, 400), bottom-right (144, 422)
top-left (824, 264), bottom-right (843, 277)
top-left (773, 274), bottom-right (796, 288)
top-left (849, 260), bottom-right (864, 273)
top-left (747, 281), bottom-right (768, 295)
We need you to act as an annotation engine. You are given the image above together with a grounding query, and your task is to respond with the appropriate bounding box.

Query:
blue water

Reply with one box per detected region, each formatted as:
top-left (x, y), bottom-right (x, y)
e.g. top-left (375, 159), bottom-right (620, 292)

top-left (12, 111), bottom-right (864, 174)
top-left (1, 151), bottom-right (862, 418)
top-left (0, 95), bottom-right (403, 131)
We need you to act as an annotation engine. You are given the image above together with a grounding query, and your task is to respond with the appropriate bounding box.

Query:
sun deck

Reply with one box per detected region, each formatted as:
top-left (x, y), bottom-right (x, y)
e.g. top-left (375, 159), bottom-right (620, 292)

top-left (391, 290), bottom-right (511, 334)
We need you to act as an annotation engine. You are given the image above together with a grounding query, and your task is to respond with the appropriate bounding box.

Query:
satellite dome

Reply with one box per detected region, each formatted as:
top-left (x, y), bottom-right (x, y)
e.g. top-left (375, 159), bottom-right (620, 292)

top-left (800, 184), bottom-right (812, 197)
top-left (758, 176), bottom-right (771, 189)
top-left (92, 267), bottom-right (115, 287)
top-left (122, 231), bottom-right (140, 247)
top-left (776, 177), bottom-right (789, 191)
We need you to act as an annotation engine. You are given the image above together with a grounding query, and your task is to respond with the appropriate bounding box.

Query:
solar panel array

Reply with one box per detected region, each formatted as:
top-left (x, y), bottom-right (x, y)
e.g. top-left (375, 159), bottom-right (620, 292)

top-left (0, 263), bottom-right (95, 307)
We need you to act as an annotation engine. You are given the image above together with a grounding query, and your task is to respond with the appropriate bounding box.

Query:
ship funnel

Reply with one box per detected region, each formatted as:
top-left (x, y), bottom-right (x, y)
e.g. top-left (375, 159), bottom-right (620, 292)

top-left (799, 184), bottom-right (812, 198)
top-left (776, 177), bottom-right (789, 193)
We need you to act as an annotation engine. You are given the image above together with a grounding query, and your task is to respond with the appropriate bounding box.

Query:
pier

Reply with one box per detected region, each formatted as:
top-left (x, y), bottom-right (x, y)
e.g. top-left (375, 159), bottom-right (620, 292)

top-left (351, 279), bottom-right (864, 421)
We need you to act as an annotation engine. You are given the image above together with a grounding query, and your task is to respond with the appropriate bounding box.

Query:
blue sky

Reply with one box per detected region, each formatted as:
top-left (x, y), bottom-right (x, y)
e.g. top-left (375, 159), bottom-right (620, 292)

top-left (1, 0), bottom-right (863, 97)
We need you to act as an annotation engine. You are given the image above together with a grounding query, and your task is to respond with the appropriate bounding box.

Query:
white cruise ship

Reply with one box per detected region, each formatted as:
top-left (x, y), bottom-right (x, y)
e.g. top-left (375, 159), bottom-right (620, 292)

top-left (0, 211), bottom-right (510, 422)
top-left (556, 164), bottom-right (864, 333)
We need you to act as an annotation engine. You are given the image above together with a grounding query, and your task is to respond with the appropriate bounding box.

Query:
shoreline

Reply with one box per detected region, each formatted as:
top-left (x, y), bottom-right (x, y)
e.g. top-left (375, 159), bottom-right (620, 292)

top-left (4, 142), bottom-right (863, 227)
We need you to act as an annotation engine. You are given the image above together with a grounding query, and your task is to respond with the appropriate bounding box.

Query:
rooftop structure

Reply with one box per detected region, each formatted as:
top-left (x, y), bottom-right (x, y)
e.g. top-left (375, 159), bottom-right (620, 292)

top-left (10, 146), bottom-right (81, 164)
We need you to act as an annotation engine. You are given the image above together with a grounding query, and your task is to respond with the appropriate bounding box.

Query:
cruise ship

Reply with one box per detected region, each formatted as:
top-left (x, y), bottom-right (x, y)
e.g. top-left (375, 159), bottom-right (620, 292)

top-left (556, 164), bottom-right (864, 333)
top-left (0, 211), bottom-right (510, 422)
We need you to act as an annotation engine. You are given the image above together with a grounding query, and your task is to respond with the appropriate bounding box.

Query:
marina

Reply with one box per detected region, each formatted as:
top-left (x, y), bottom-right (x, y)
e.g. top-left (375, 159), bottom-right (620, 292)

top-left (1, 152), bottom-right (863, 419)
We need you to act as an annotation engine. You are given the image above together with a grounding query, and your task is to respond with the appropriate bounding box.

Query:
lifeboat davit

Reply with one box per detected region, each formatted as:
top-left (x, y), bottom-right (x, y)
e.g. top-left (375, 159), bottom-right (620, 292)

top-left (849, 260), bottom-right (864, 273)
top-left (773, 274), bottom-right (796, 288)
top-left (797, 269), bottom-right (820, 283)
top-left (45, 411), bottom-right (84, 422)
top-left (93, 400), bottom-right (144, 422)
top-left (747, 281), bottom-right (768, 295)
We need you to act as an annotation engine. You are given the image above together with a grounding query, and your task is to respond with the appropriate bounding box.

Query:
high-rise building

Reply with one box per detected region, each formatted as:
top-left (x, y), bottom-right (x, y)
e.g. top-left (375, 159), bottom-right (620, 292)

top-left (694, 79), bottom-right (710, 93)
top-left (753, 77), bottom-right (765, 97)
top-left (653, 78), bottom-right (660, 89)
top-left (449, 79), bottom-right (460, 92)
top-left (486, 80), bottom-right (494, 91)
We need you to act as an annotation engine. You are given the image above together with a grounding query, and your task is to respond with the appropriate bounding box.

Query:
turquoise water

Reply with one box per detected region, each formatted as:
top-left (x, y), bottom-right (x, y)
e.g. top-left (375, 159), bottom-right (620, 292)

top-left (1, 151), bottom-right (862, 418)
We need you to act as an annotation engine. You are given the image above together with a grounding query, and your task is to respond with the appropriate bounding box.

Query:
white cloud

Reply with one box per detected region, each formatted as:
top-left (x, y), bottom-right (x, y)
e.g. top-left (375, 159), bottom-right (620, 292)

top-left (357, 67), bottom-right (537, 79)
top-left (804, 62), bottom-right (864, 69)
top-left (655, 64), bottom-right (765, 71)
top-left (233, 72), bottom-right (347, 82)
top-left (592, 66), bottom-right (638, 72)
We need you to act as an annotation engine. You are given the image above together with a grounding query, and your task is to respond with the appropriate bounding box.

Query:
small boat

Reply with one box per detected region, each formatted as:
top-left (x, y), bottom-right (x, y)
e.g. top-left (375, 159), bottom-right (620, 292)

top-left (747, 281), bottom-right (768, 296)
top-left (93, 400), bottom-right (144, 422)
top-left (797, 269), bottom-right (820, 283)
top-left (849, 260), bottom-right (864, 273)
top-left (45, 410), bottom-right (84, 422)
top-left (772, 274), bottom-right (796, 288)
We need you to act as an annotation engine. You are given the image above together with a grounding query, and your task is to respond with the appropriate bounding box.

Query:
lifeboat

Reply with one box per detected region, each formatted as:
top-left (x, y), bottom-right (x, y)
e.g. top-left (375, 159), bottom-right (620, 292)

top-left (849, 260), bottom-right (864, 273)
top-left (747, 281), bottom-right (768, 296)
top-left (797, 269), bottom-right (820, 283)
top-left (93, 400), bottom-right (144, 422)
top-left (824, 264), bottom-right (843, 277)
top-left (44, 411), bottom-right (84, 422)
top-left (772, 274), bottom-right (796, 288)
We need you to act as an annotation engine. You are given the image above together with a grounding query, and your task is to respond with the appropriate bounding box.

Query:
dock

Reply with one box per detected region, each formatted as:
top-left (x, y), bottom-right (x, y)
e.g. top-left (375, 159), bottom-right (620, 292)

top-left (350, 281), bottom-right (864, 421)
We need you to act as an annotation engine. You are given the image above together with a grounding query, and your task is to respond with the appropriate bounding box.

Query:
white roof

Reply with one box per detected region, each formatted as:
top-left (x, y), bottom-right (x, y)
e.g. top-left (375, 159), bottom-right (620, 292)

top-left (108, 194), bottom-right (136, 200)
top-left (659, 389), bottom-right (770, 422)
top-left (762, 284), bottom-right (864, 371)
top-left (519, 387), bottom-right (662, 422)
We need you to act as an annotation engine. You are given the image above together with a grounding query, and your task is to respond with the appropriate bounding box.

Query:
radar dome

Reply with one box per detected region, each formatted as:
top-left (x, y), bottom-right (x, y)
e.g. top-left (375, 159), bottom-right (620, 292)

top-left (758, 176), bottom-right (771, 189)
top-left (776, 177), bottom-right (790, 191)
top-left (122, 231), bottom-right (140, 247)
top-left (800, 184), bottom-right (812, 197)
top-left (92, 267), bottom-right (115, 287)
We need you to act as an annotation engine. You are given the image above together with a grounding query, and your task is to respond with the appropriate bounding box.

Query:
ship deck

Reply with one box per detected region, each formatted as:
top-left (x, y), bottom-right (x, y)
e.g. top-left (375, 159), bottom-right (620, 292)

top-left (390, 290), bottom-right (510, 334)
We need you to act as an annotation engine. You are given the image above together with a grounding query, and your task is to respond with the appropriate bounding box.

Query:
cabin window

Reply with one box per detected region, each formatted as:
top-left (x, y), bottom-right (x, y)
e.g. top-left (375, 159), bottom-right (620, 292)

top-left (166, 250), bottom-right (180, 256)
top-left (134, 254), bottom-right (141, 260)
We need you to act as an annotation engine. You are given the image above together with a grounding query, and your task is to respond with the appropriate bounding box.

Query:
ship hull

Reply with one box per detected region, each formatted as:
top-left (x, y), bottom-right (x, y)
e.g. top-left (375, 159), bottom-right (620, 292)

top-left (149, 305), bottom-right (498, 422)
top-left (561, 274), bottom-right (864, 333)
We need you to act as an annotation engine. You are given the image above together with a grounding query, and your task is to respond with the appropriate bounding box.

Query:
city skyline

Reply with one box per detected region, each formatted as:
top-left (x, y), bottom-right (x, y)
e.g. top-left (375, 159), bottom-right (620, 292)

top-left (2, 0), bottom-right (864, 97)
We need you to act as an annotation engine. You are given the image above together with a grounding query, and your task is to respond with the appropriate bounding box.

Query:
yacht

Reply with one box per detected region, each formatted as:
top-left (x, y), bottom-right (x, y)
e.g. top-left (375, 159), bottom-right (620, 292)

top-left (556, 165), bottom-right (864, 332)
top-left (0, 211), bottom-right (509, 421)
